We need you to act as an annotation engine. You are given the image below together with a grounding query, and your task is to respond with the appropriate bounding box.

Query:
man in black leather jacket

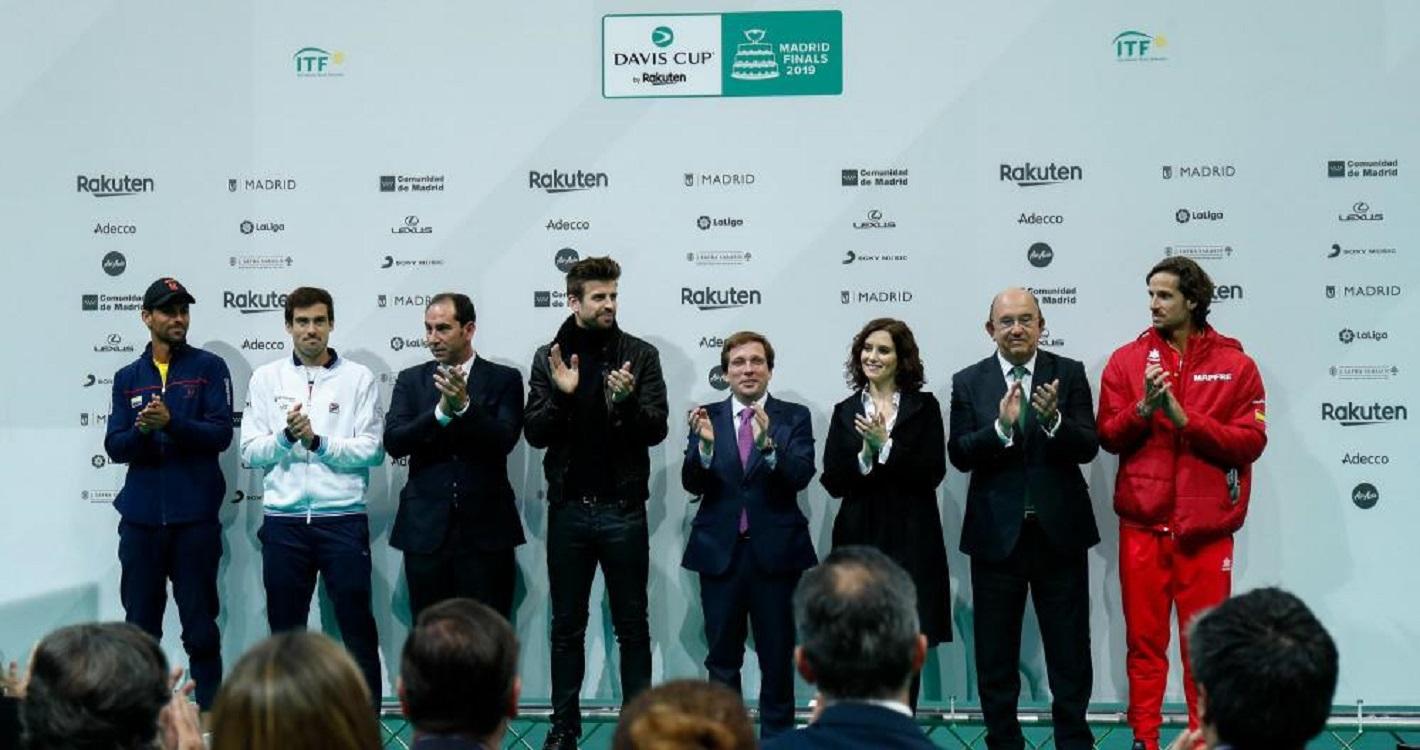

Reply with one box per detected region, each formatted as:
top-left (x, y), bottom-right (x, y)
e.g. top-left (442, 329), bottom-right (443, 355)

top-left (524, 256), bottom-right (668, 750)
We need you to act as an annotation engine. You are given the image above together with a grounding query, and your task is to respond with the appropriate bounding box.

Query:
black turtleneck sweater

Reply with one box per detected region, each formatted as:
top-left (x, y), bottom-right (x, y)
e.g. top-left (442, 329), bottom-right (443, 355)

top-left (557, 319), bottom-right (617, 499)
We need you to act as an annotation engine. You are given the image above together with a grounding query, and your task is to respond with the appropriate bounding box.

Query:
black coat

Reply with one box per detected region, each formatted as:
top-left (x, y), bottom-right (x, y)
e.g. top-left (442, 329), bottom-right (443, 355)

top-left (821, 390), bottom-right (952, 644)
top-left (947, 350), bottom-right (1100, 562)
top-left (384, 358), bottom-right (526, 554)
top-left (524, 317), bottom-right (669, 503)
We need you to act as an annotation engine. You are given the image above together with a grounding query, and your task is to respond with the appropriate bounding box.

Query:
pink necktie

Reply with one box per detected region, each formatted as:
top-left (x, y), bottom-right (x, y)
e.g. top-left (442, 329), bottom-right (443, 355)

top-left (737, 408), bottom-right (754, 533)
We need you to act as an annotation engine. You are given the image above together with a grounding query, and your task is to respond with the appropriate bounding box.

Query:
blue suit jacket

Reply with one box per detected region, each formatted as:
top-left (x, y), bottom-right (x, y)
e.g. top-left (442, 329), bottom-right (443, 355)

top-left (765, 702), bottom-right (938, 750)
top-left (680, 395), bottom-right (818, 576)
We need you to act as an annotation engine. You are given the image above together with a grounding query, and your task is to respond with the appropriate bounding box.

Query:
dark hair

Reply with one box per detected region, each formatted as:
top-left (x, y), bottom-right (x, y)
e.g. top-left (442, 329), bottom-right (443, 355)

top-left (565, 256), bottom-right (621, 299)
top-left (20, 622), bottom-right (169, 750)
top-left (720, 331), bottom-right (775, 372)
top-left (612, 679), bottom-right (755, 750)
top-left (400, 598), bottom-right (518, 738)
top-left (845, 318), bottom-right (926, 392)
top-left (1148, 256), bottom-right (1214, 328)
top-left (1188, 587), bottom-right (1338, 750)
top-left (428, 292), bottom-right (476, 326)
top-left (284, 286), bottom-right (335, 324)
top-left (793, 546), bottom-right (920, 701)
top-left (210, 632), bottom-right (379, 750)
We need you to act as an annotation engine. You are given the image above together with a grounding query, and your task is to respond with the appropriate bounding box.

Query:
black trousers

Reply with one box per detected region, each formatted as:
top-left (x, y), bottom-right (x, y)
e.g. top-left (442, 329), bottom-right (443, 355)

top-left (259, 514), bottom-right (382, 706)
top-left (117, 519), bottom-right (223, 709)
top-left (699, 537), bottom-right (801, 739)
top-left (546, 500), bottom-right (651, 735)
top-left (970, 519), bottom-right (1093, 750)
top-left (403, 518), bottom-right (517, 621)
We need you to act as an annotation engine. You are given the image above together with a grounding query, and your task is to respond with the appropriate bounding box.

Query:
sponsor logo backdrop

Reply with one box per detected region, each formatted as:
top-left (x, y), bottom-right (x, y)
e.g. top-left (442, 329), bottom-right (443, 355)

top-left (0, 0), bottom-right (1415, 709)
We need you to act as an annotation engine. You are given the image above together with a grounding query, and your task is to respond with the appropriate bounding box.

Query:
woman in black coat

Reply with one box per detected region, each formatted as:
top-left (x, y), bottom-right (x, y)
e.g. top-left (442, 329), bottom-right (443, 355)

top-left (820, 318), bottom-right (952, 709)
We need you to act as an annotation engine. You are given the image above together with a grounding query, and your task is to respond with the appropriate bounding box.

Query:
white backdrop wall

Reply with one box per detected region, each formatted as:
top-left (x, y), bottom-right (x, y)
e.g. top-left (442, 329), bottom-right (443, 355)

top-left (1, 0), bottom-right (1416, 709)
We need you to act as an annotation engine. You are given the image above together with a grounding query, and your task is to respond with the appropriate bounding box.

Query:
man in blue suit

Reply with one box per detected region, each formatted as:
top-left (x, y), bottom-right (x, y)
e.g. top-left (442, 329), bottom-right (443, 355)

top-left (682, 330), bottom-right (817, 739)
top-left (767, 546), bottom-right (937, 750)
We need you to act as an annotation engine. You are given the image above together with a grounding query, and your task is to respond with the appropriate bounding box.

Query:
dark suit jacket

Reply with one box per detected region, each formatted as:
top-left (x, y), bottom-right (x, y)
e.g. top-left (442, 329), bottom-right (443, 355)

top-left (681, 395), bottom-right (818, 576)
top-left (384, 358), bottom-right (526, 554)
top-left (947, 350), bottom-right (1100, 562)
top-left (821, 390), bottom-right (952, 643)
top-left (764, 702), bottom-right (938, 750)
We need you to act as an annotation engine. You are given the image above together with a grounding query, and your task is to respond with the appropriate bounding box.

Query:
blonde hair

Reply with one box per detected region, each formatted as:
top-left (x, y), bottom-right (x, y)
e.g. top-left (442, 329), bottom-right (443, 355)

top-left (612, 679), bottom-right (755, 750)
top-left (210, 632), bottom-right (380, 750)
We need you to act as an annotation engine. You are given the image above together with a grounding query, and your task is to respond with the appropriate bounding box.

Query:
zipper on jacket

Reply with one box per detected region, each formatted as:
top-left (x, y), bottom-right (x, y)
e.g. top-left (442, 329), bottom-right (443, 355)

top-left (305, 366), bottom-right (317, 524)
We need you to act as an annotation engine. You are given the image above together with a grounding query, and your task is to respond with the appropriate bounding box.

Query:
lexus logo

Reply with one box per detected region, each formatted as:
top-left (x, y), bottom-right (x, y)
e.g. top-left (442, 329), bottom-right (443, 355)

top-left (107, 333), bottom-right (122, 345)
top-left (867, 209), bottom-right (882, 220)
top-left (405, 215), bottom-right (419, 227)
top-left (1353, 201), bottom-right (1369, 214)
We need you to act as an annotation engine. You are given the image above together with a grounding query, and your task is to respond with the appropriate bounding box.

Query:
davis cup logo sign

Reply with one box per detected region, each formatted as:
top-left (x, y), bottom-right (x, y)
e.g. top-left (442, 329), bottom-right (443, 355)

top-left (603, 11), bottom-right (842, 98)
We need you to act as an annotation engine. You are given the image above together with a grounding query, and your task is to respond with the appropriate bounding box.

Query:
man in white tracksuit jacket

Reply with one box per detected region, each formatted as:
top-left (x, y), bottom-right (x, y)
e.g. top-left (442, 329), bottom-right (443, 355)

top-left (239, 286), bottom-right (386, 704)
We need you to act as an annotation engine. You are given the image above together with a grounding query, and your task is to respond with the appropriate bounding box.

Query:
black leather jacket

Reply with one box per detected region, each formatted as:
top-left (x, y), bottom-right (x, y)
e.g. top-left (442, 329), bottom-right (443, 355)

top-left (524, 316), bottom-right (669, 503)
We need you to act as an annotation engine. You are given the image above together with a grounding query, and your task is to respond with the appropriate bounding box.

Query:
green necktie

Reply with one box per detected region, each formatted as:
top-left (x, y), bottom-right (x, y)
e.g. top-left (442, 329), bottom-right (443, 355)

top-left (1012, 365), bottom-right (1036, 516)
top-left (1011, 365), bottom-right (1029, 433)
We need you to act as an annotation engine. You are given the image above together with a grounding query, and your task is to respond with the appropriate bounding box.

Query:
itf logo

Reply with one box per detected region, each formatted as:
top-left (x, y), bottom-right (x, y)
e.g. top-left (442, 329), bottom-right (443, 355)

top-left (1114, 30), bottom-right (1168, 61)
top-left (294, 47), bottom-right (345, 77)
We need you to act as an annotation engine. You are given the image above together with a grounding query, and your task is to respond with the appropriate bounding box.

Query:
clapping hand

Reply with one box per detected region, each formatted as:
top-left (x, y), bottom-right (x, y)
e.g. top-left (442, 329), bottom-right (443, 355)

top-left (136, 394), bottom-right (170, 433)
top-left (607, 361), bottom-right (635, 403)
top-left (434, 364), bottom-right (468, 414)
top-left (548, 343), bottom-right (580, 395)
top-left (854, 411), bottom-right (889, 455)
top-left (286, 403), bottom-right (315, 448)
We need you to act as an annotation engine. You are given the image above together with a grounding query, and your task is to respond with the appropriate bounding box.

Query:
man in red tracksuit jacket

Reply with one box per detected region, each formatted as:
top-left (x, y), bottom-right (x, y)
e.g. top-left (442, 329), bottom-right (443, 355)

top-left (1096, 257), bottom-right (1267, 750)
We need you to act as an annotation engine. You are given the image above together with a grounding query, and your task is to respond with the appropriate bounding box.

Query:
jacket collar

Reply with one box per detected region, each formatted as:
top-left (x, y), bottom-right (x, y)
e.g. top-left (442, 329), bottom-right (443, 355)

top-left (290, 348), bottom-right (339, 368)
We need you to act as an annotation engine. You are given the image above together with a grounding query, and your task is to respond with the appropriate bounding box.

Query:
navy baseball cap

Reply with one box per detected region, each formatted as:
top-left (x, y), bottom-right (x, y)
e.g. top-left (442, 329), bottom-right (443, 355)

top-left (142, 277), bottom-right (196, 309)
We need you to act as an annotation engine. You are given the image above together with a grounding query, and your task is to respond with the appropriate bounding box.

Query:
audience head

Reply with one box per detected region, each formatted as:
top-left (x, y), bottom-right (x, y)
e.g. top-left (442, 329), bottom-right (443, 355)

top-left (1188, 587), bottom-right (1338, 750)
top-left (612, 679), bottom-right (755, 750)
top-left (398, 598), bottom-right (520, 742)
top-left (210, 631), bottom-right (380, 750)
top-left (20, 622), bottom-right (169, 750)
top-left (792, 545), bottom-right (926, 702)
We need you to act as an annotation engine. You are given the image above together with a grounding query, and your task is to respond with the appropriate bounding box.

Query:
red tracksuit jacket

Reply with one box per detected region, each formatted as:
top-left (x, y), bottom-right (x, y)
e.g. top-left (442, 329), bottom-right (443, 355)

top-left (1097, 326), bottom-right (1267, 543)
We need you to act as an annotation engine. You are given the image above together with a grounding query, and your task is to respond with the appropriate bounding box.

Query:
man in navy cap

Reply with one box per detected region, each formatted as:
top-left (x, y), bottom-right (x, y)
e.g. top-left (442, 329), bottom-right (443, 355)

top-left (104, 276), bottom-right (234, 713)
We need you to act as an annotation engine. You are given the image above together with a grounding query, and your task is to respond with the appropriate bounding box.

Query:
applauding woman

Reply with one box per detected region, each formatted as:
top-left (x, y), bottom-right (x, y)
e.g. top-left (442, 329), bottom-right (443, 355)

top-left (820, 318), bottom-right (951, 709)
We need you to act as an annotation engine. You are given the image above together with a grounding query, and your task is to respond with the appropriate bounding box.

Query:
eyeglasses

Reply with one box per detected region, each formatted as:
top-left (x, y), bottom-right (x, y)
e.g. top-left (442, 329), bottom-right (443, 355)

top-left (994, 315), bottom-right (1037, 330)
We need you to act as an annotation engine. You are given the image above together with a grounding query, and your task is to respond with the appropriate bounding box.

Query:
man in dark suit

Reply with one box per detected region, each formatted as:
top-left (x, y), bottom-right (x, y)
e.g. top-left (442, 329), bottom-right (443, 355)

top-left (766, 546), bottom-right (936, 750)
top-left (683, 330), bottom-right (817, 739)
top-left (385, 293), bottom-right (525, 620)
top-left (948, 287), bottom-right (1100, 750)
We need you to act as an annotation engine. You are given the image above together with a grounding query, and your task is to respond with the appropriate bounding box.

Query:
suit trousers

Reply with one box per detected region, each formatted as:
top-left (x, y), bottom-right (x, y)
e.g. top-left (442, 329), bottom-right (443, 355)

top-left (546, 500), bottom-right (651, 735)
top-left (117, 519), bottom-right (223, 709)
top-left (1119, 524), bottom-right (1233, 750)
top-left (259, 514), bottom-right (383, 706)
top-left (970, 519), bottom-right (1093, 750)
top-left (403, 521), bottom-right (516, 620)
top-left (699, 536), bottom-right (802, 739)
